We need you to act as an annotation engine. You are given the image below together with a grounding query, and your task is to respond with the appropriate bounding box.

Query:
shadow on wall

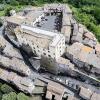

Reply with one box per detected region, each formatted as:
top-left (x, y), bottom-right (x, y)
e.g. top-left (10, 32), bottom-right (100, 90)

top-left (40, 55), bottom-right (58, 75)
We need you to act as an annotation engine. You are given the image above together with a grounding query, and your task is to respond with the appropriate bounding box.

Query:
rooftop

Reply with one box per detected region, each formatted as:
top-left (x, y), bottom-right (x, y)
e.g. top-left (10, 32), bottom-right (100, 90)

top-left (21, 25), bottom-right (58, 37)
top-left (15, 25), bottom-right (64, 48)
top-left (34, 12), bottom-right (62, 32)
top-left (0, 35), bottom-right (6, 47)
top-left (79, 86), bottom-right (93, 100)
top-left (6, 15), bottom-right (25, 25)
top-left (15, 27), bottom-right (52, 49)
top-left (6, 4), bottom-right (69, 48)
top-left (0, 54), bottom-right (31, 75)
top-left (6, 9), bottom-right (43, 25)
top-left (6, 3), bottom-right (71, 33)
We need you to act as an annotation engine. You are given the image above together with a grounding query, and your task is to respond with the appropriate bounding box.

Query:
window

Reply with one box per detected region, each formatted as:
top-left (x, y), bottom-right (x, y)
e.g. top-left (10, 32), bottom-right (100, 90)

top-left (43, 53), bottom-right (46, 55)
top-left (48, 55), bottom-right (51, 57)
top-left (32, 43), bottom-right (34, 45)
top-left (50, 60), bottom-right (52, 63)
top-left (38, 50), bottom-right (40, 52)
top-left (62, 38), bottom-right (65, 41)
top-left (34, 50), bottom-right (36, 54)
top-left (43, 48), bottom-right (45, 51)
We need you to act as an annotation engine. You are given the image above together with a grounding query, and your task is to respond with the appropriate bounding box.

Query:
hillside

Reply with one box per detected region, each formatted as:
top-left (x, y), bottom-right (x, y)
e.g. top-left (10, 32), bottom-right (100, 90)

top-left (0, 0), bottom-right (100, 100)
top-left (67, 0), bottom-right (100, 42)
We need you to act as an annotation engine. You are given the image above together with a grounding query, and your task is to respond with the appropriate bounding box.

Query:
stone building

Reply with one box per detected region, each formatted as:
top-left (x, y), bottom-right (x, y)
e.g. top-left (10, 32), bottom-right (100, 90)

top-left (14, 25), bottom-right (65, 60)
top-left (5, 4), bottom-right (73, 72)
top-left (79, 86), bottom-right (93, 100)
top-left (46, 82), bottom-right (65, 100)
top-left (5, 4), bottom-right (74, 61)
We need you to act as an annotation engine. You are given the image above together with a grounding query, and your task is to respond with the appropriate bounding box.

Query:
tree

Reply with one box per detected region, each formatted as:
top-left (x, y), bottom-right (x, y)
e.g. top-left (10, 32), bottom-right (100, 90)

top-left (0, 91), bottom-right (3, 100)
top-left (93, 7), bottom-right (100, 24)
top-left (5, 7), bottom-right (12, 16)
top-left (0, 4), bottom-right (4, 11)
top-left (10, 0), bottom-right (19, 6)
top-left (17, 93), bottom-right (30, 100)
top-left (2, 92), bottom-right (17, 100)
top-left (1, 84), bottom-right (15, 94)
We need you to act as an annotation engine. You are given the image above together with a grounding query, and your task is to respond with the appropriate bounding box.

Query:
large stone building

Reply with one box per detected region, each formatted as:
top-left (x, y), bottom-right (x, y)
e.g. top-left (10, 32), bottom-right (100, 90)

top-left (5, 4), bottom-right (73, 61)
top-left (14, 25), bottom-right (65, 60)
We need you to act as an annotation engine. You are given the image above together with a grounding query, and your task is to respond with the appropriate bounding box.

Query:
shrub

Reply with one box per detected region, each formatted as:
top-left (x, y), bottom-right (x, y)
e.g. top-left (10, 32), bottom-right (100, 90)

top-left (1, 84), bottom-right (15, 94)
top-left (2, 92), bottom-right (17, 100)
top-left (0, 91), bottom-right (3, 100)
top-left (10, 0), bottom-right (19, 6)
top-left (17, 93), bottom-right (30, 100)
top-left (0, 4), bottom-right (4, 11)
top-left (5, 7), bottom-right (13, 16)
top-left (0, 82), bottom-right (3, 87)
top-left (93, 7), bottom-right (100, 24)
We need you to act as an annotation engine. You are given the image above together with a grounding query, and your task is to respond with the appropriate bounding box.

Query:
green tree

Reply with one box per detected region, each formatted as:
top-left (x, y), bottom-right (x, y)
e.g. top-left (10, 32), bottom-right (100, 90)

top-left (4, 7), bottom-right (12, 16)
top-left (0, 4), bottom-right (4, 11)
top-left (93, 7), bottom-right (100, 24)
top-left (0, 82), bottom-right (2, 87)
top-left (10, 0), bottom-right (19, 6)
top-left (17, 93), bottom-right (30, 100)
top-left (0, 91), bottom-right (3, 100)
top-left (2, 92), bottom-right (17, 100)
top-left (1, 84), bottom-right (15, 94)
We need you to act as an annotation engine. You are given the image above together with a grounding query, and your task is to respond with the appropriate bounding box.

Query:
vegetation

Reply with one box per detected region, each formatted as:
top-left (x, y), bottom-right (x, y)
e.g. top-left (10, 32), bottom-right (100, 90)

top-left (0, 82), bottom-right (30, 100)
top-left (66, 0), bottom-right (100, 42)
top-left (2, 92), bottom-right (17, 100)
top-left (1, 84), bottom-right (15, 94)
top-left (2, 92), bottom-right (30, 100)
top-left (17, 93), bottom-right (30, 100)
top-left (0, 3), bottom-right (26, 17)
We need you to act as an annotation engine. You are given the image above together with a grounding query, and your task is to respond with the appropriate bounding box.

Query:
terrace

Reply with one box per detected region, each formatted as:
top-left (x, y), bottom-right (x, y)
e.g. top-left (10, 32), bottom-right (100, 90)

top-left (34, 11), bottom-right (63, 32)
